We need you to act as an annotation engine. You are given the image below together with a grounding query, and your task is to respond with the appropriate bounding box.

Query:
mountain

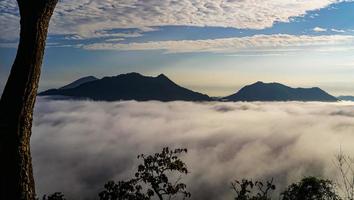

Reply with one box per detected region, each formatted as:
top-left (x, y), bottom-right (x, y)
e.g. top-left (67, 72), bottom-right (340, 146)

top-left (60, 76), bottom-right (98, 90)
top-left (39, 73), bottom-right (211, 101)
top-left (338, 96), bottom-right (354, 101)
top-left (223, 81), bottom-right (337, 102)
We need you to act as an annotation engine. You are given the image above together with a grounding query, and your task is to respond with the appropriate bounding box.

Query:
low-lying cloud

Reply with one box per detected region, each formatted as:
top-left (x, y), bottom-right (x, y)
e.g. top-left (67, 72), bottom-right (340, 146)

top-left (32, 98), bottom-right (354, 199)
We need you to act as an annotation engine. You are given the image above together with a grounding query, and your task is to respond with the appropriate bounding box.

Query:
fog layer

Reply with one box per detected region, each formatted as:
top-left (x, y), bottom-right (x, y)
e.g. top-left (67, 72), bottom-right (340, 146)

top-left (32, 98), bottom-right (354, 199)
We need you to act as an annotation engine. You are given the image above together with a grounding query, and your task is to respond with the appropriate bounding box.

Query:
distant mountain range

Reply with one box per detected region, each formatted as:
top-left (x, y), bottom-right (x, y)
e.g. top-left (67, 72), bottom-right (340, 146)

top-left (223, 81), bottom-right (337, 102)
top-left (39, 73), bottom-right (338, 102)
top-left (39, 73), bottom-right (211, 101)
top-left (337, 96), bottom-right (354, 101)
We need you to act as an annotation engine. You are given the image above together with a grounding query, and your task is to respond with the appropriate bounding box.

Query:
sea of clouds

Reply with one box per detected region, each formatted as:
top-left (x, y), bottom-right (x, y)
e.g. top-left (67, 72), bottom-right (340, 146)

top-left (32, 97), bottom-right (354, 199)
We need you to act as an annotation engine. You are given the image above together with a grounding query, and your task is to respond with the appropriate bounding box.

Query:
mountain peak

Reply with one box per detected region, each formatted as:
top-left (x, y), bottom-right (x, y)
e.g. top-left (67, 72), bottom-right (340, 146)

top-left (157, 73), bottom-right (167, 78)
top-left (254, 81), bottom-right (265, 84)
top-left (224, 81), bottom-right (337, 102)
top-left (252, 81), bottom-right (284, 86)
top-left (84, 76), bottom-right (97, 79)
top-left (157, 73), bottom-right (171, 81)
top-left (118, 72), bottom-right (143, 77)
top-left (115, 73), bottom-right (170, 81)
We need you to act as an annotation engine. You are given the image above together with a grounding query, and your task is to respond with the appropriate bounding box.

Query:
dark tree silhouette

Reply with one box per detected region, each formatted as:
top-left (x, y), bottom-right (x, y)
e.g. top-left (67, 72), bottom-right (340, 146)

top-left (231, 179), bottom-right (275, 200)
top-left (0, 0), bottom-right (58, 199)
top-left (99, 180), bottom-right (153, 200)
top-left (99, 147), bottom-right (191, 200)
top-left (281, 177), bottom-right (341, 200)
top-left (41, 192), bottom-right (66, 200)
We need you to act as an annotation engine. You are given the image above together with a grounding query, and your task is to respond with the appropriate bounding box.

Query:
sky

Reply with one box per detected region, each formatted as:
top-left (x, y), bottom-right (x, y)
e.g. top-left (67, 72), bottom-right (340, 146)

top-left (2, 0), bottom-right (354, 96)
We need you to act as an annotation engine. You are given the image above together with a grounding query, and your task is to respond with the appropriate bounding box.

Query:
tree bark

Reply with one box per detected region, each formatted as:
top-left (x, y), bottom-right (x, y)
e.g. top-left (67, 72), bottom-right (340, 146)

top-left (0, 0), bottom-right (57, 199)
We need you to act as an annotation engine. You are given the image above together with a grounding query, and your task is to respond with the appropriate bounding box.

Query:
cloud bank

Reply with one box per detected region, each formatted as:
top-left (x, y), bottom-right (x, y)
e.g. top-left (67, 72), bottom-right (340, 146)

top-left (83, 34), bottom-right (354, 53)
top-left (0, 0), bottom-right (351, 41)
top-left (32, 98), bottom-right (354, 199)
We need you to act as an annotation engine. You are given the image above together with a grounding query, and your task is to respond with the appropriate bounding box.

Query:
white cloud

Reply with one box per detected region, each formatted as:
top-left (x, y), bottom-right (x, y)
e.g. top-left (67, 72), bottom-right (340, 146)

top-left (313, 26), bottom-right (328, 32)
top-left (331, 28), bottom-right (346, 33)
top-left (83, 34), bottom-right (354, 53)
top-left (0, 0), bottom-right (351, 40)
top-left (64, 32), bottom-right (143, 41)
top-left (32, 98), bottom-right (354, 199)
top-left (0, 0), bottom-right (19, 40)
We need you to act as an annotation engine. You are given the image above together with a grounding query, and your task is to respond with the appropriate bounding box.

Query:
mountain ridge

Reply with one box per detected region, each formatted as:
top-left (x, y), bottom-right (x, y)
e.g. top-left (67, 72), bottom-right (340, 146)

top-left (39, 74), bottom-right (338, 102)
top-left (337, 96), bottom-right (354, 101)
top-left (39, 73), bottom-right (211, 101)
top-left (60, 76), bottom-right (98, 90)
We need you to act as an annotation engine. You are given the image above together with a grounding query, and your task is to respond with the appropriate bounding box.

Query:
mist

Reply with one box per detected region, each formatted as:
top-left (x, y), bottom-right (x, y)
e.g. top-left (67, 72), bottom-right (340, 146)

top-left (32, 97), bottom-right (354, 199)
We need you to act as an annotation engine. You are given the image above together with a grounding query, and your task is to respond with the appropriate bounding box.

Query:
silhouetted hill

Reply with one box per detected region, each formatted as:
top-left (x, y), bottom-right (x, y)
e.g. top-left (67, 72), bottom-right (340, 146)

top-left (39, 73), bottom-right (211, 101)
top-left (338, 96), bottom-right (354, 101)
top-left (60, 76), bottom-right (98, 90)
top-left (223, 81), bottom-right (337, 102)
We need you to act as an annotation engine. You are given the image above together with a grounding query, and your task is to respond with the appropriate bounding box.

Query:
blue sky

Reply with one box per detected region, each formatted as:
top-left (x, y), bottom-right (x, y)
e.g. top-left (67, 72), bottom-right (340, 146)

top-left (1, 0), bottom-right (354, 96)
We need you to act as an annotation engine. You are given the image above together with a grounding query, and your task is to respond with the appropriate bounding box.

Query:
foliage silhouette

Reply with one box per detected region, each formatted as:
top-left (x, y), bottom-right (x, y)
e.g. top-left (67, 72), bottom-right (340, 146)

top-left (281, 177), bottom-right (341, 200)
top-left (231, 179), bottom-right (276, 200)
top-left (41, 192), bottom-right (66, 200)
top-left (99, 147), bottom-right (191, 200)
top-left (40, 148), bottom-right (349, 200)
top-left (99, 180), bottom-right (152, 200)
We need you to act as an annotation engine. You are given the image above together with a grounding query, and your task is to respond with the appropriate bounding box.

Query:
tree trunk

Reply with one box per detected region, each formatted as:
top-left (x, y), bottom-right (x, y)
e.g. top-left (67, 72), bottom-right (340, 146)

top-left (0, 0), bottom-right (57, 199)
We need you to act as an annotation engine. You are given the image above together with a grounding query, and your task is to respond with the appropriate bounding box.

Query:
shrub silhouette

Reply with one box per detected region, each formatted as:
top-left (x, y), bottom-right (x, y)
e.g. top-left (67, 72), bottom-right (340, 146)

top-left (231, 177), bottom-right (341, 200)
top-left (231, 179), bottom-right (276, 200)
top-left (281, 177), bottom-right (341, 200)
top-left (99, 179), bottom-right (152, 200)
top-left (41, 192), bottom-right (66, 200)
top-left (99, 147), bottom-right (191, 200)
top-left (40, 148), bottom-right (345, 200)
